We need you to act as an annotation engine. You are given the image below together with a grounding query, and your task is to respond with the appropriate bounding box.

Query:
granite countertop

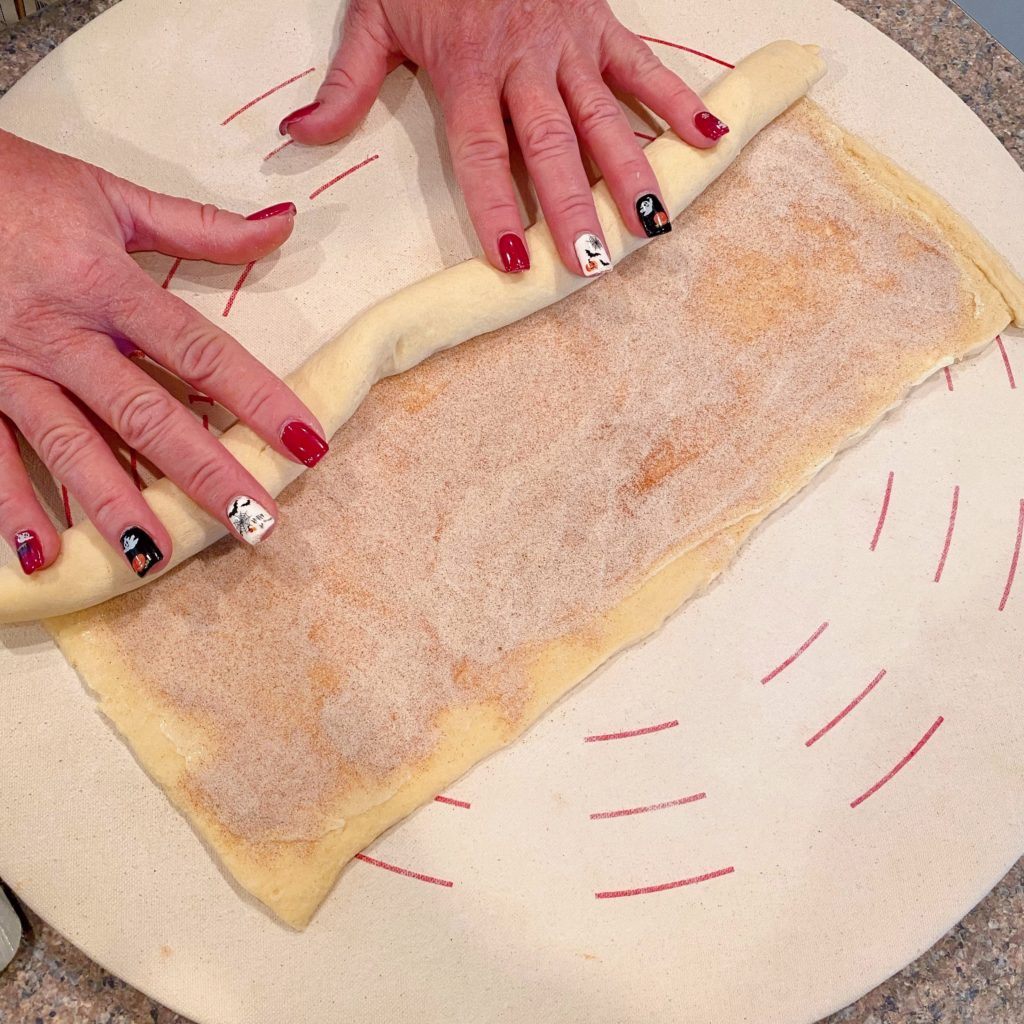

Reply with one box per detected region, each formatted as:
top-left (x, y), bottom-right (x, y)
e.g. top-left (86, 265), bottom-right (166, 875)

top-left (1, 1), bottom-right (1022, 1022)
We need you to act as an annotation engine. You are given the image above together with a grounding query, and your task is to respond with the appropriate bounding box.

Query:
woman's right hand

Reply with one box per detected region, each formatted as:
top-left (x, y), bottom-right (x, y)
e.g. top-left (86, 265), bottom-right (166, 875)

top-left (0, 130), bottom-right (329, 578)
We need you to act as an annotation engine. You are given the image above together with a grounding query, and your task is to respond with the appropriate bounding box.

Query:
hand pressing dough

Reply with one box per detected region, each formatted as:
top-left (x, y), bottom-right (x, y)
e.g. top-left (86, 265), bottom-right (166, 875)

top-left (44, 56), bottom-right (1024, 927)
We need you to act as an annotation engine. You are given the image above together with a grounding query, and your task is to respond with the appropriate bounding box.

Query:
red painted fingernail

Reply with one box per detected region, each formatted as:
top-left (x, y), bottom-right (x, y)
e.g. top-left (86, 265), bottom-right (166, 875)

top-left (14, 529), bottom-right (44, 576)
top-left (694, 111), bottom-right (730, 141)
top-left (279, 101), bottom-right (321, 136)
top-left (246, 201), bottom-right (297, 221)
top-left (497, 232), bottom-right (530, 273)
top-left (281, 420), bottom-right (329, 467)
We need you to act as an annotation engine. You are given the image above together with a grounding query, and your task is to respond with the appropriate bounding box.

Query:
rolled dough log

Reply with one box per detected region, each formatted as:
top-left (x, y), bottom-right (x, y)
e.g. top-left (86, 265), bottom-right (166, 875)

top-left (44, 81), bottom-right (1024, 927)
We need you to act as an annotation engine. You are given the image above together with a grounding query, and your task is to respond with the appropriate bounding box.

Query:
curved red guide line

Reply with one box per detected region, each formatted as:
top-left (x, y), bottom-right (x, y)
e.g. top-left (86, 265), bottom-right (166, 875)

top-left (999, 499), bottom-right (1024, 612)
top-left (354, 853), bottom-right (454, 888)
top-left (263, 138), bottom-right (295, 162)
top-left (760, 621), bottom-right (829, 685)
top-left (161, 257), bottom-right (182, 291)
top-left (221, 66), bottom-right (317, 126)
top-left (434, 795), bottom-right (471, 809)
top-left (595, 865), bottom-right (735, 899)
top-left (869, 471), bottom-right (894, 551)
top-left (805, 669), bottom-right (886, 748)
top-left (943, 366), bottom-right (954, 391)
top-left (590, 791), bottom-right (706, 820)
top-left (633, 130), bottom-right (657, 142)
top-left (849, 715), bottom-right (944, 809)
top-left (636, 34), bottom-right (735, 69)
top-left (996, 336), bottom-right (1017, 389)
top-left (933, 485), bottom-right (960, 583)
top-left (222, 261), bottom-right (257, 318)
top-left (61, 485), bottom-right (73, 528)
top-left (584, 719), bottom-right (679, 743)
top-left (309, 154), bottom-right (380, 200)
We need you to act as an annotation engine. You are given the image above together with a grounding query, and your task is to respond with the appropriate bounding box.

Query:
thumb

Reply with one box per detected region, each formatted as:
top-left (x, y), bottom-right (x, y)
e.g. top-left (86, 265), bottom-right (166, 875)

top-left (281, 1), bottom-right (399, 145)
top-left (100, 171), bottom-right (297, 264)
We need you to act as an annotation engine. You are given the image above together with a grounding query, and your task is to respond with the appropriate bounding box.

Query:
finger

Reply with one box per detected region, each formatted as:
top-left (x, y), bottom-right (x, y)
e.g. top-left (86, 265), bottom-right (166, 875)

top-left (281, 2), bottom-right (399, 144)
top-left (50, 338), bottom-right (281, 548)
top-left (95, 168), bottom-right (297, 264)
top-left (441, 84), bottom-right (530, 272)
top-left (5, 375), bottom-right (172, 577)
top-left (505, 68), bottom-right (612, 278)
top-left (559, 59), bottom-right (671, 239)
top-left (601, 26), bottom-right (730, 149)
top-left (0, 412), bottom-right (59, 574)
top-left (99, 267), bottom-right (329, 468)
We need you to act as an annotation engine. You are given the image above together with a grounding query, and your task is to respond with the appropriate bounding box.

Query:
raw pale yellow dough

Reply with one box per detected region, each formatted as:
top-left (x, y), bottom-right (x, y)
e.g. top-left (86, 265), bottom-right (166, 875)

top-left (39, 45), bottom-right (1024, 929)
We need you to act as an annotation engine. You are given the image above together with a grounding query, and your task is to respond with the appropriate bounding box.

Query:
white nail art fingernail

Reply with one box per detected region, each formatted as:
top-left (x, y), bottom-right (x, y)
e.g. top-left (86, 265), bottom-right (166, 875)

top-left (575, 233), bottom-right (613, 277)
top-left (227, 496), bottom-right (275, 545)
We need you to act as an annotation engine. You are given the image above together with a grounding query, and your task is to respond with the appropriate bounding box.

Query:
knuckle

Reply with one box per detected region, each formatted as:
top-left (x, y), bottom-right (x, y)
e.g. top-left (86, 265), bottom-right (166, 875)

top-left (573, 92), bottom-right (624, 137)
top-left (450, 126), bottom-right (509, 171)
top-left (0, 488), bottom-right (26, 526)
top-left (243, 377), bottom-right (284, 424)
top-left (176, 326), bottom-right (229, 387)
top-left (198, 203), bottom-right (223, 234)
top-left (69, 251), bottom-right (129, 300)
top-left (88, 487), bottom-right (131, 532)
top-left (624, 43), bottom-right (663, 81)
top-left (178, 451), bottom-right (227, 500)
top-left (518, 111), bottom-right (578, 162)
top-left (322, 64), bottom-right (360, 96)
top-left (550, 193), bottom-right (597, 222)
top-left (35, 420), bottom-right (92, 479)
top-left (111, 388), bottom-right (173, 450)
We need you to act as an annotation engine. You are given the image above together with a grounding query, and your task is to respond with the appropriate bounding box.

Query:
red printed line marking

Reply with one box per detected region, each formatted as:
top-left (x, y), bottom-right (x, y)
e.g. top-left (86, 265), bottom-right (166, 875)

top-left (222, 261), bottom-right (256, 318)
top-left (263, 138), bottom-right (295, 161)
top-left (760, 621), bottom-right (829, 685)
top-left (584, 719), bottom-right (679, 743)
top-left (61, 485), bottom-right (73, 527)
top-left (161, 257), bottom-right (182, 290)
top-left (354, 853), bottom-right (454, 888)
top-left (129, 450), bottom-right (143, 490)
top-left (187, 394), bottom-right (214, 406)
top-left (202, 414), bottom-right (210, 431)
top-left (434, 795), bottom-right (471, 809)
top-left (870, 471), bottom-right (895, 551)
top-left (998, 499), bottom-right (1024, 612)
top-left (805, 669), bottom-right (886, 748)
top-left (220, 66), bottom-right (316, 126)
top-left (309, 153), bottom-right (380, 200)
top-left (595, 865), bottom-right (734, 899)
top-left (933, 485), bottom-right (960, 583)
top-left (590, 791), bottom-right (706, 820)
top-left (849, 715), bottom-right (944, 809)
top-left (943, 366), bottom-right (954, 392)
top-left (636, 34), bottom-right (735, 69)
top-left (633, 130), bottom-right (657, 142)
top-left (996, 336), bottom-right (1017, 390)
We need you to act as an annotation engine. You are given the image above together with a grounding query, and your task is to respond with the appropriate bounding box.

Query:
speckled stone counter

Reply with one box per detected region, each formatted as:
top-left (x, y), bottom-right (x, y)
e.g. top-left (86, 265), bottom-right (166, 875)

top-left (1, 2), bottom-right (1022, 1023)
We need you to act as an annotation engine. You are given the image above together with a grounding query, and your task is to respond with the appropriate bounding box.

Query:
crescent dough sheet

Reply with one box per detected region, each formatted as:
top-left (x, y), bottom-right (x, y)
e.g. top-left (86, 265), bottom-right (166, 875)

top-left (46, 89), bottom-right (1024, 925)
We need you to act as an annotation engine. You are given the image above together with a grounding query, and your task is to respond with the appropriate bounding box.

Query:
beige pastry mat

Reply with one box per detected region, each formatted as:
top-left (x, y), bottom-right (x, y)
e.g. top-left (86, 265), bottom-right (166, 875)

top-left (0, 0), bottom-right (1022, 1021)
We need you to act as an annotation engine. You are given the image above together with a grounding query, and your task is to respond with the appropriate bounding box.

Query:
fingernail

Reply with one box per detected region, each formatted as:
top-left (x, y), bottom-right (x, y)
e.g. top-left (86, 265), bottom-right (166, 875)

top-left (498, 232), bottom-right (530, 273)
top-left (279, 101), bottom-right (321, 136)
top-left (574, 233), bottom-right (612, 277)
top-left (281, 420), bottom-right (330, 467)
top-left (694, 111), bottom-right (730, 141)
top-left (227, 496), bottom-right (276, 545)
top-left (14, 529), bottom-right (44, 576)
top-left (636, 193), bottom-right (672, 238)
top-left (246, 201), bottom-right (297, 221)
top-left (120, 527), bottom-right (163, 578)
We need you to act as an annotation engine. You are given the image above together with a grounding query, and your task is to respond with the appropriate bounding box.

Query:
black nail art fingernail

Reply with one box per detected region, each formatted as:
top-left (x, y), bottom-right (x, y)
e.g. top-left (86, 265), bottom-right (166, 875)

top-left (636, 193), bottom-right (671, 237)
top-left (121, 526), bottom-right (163, 578)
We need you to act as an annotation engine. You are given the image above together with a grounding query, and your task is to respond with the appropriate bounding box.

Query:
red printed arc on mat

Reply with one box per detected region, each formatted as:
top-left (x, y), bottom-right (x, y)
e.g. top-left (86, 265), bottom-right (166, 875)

top-left (264, 138), bottom-right (295, 162)
top-left (309, 154), bottom-right (380, 200)
top-left (354, 853), bottom-right (454, 888)
top-left (220, 66), bottom-right (317, 126)
top-left (161, 257), bottom-right (182, 290)
top-left (943, 366), bottom-right (954, 391)
top-left (635, 34), bottom-right (735, 69)
top-left (61, 485), bottom-right (73, 528)
top-left (996, 335), bottom-right (1017, 389)
top-left (633, 130), bottom-right (657, 142)
top-left (998, 499), bottom-right (1024, 612)
top-left (222, 261), bottom-right (257, 318)
top-left (584, 718), bottom-right (679, 743)
top-left (869, 471), bottom-right (894, 552)
top-left (595, 865), bottom-right (734, 899)
top-left (805, 669), bottom-right (886, 748)
top-left (590, 791), bottom-right (706, 820)
top-left (933, 485), bottom-right (960, 583)
top-left (849, 715), bottom-right (945, 809)
top-left (760, 621), bottom-right (829, 685)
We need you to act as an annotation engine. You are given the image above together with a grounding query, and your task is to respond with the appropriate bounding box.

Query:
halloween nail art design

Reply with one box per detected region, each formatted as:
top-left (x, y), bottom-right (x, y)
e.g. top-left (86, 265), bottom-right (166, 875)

top-left (227, 496), bottom-right (276, 545)
top-left (14, 529), bottom-right (43, 576)
top-left (636, 194), bottom-right (671, 237)
top-left (575, 233), bottom-right (612, 277)
top-left (121, 527), bottom-right (163, 578)
top-left (694, 111), bottom-right (730, 141)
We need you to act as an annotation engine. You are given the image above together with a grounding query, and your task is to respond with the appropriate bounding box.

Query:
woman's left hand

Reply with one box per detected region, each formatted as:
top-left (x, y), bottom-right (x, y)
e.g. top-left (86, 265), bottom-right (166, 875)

top-left (280, 0), bottom-right (729, 278)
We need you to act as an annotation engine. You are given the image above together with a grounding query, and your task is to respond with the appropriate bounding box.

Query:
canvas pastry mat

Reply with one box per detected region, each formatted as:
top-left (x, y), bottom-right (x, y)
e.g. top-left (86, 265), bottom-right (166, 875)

top-left (0, 0), bottom-right (1022, 1021)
